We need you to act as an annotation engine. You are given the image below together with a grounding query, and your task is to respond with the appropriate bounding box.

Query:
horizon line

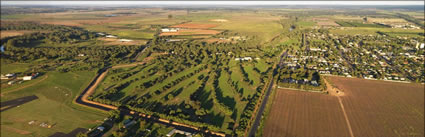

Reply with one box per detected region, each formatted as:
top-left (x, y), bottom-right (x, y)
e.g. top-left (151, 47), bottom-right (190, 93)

top-left (1, 1), bottom-right (424, 6)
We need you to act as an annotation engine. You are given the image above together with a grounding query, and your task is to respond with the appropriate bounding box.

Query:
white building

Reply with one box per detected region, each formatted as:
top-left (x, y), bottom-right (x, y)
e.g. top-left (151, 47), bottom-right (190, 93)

top-left (235, 57), bottom-right (252, 61)
top-left (161, 28), bottom-right (179, 32)
top-left (106, 35), bottom-right (117, 38)
top-left (23, 76), bottom-right (33, 81)
top-left (119, 39), bottom-right (133, 42)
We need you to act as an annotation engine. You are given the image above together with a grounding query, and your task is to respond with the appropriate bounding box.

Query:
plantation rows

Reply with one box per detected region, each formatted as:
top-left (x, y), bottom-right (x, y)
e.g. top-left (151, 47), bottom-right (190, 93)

top-left (88, 38), bottom-right (273, 135)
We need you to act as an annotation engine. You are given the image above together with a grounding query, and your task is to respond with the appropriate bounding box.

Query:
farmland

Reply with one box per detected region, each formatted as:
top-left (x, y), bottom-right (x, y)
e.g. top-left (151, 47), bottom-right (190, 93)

top-left (1, 4), bottom-right (424, 137)
top-left (263, 77), bottom-right (424, 137)
top-left (263, 89), bottom-right (351, 137)
top-left (327, 77), bottom-right (424, 137)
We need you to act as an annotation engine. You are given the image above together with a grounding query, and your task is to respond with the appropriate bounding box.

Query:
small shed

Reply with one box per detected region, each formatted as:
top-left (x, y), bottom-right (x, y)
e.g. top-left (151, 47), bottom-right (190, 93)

top-left (23, 76), bottom-right (32, 81)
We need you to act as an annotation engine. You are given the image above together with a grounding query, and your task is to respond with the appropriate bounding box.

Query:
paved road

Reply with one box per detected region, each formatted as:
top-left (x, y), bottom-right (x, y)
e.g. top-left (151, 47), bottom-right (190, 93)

top-left (247, 50), bottom-right (287, 137)
top-left (247, 78), bottom-right (274, 137)
top-left (0, 95), bottom-right (38, 112)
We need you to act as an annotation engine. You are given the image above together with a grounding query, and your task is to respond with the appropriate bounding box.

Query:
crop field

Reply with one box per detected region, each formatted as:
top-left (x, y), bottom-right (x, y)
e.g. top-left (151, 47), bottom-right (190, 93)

top-left (327, 77), bottom-right (424, 137)
top-left (1, 71), bottom-right (107, 137)
top-left (263, 89), bottom-right (351, 137)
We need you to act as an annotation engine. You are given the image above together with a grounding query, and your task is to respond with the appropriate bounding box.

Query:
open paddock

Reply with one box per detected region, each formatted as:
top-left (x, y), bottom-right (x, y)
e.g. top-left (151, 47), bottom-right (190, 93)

top-left (159, 29), bottom-right (221, 36)
top-left (263, 89), bottom-right (350, 137)
top-left (98, 38), bottom-right (147, 45)
top-left (317, 21), bottom-right (340, 26)
top-left (264, 76), bottom-right (424, 137)
top-left (1, 30), bottom-right (37, 39)
top-left (327, 77), bottom-right (424, 137)
top-left (170, 23), bottom-right (218, 29)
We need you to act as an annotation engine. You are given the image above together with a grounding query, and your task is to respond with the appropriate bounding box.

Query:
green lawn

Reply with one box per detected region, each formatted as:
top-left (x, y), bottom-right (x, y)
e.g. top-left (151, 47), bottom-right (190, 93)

top-left (1, 71), bottom-right (107, 137)
top-left (0, 63), bottom-right (32, 74)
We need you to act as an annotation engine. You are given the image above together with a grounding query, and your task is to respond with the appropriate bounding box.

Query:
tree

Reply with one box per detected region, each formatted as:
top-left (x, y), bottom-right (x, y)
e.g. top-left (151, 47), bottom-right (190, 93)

top-left (76, 132), bottom-right (88, 137)
top-left (168, 14), bottom-right (173, 19)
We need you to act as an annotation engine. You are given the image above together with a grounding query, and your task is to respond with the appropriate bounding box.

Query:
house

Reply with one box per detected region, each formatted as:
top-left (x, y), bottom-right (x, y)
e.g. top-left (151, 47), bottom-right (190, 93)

top-left (23, 73), bottom-right (39, 81)
top-left (310, 48), bottom-right (321, 51)
top-left (166, 129), bottom-right (193, 137)
top-left (97, 126), bottom-right (105, 132)
top-left (78, 54), bottom-right (85, 57)
top-left (235, 57), bottom-right (252, 61)
top-left (161, 28), bottom-right (179, 32)
top-left (119, 39), bottom-right (133, 42)
top-left (96, 33), bottom-right (105, 36)
top-left (167, 39), bottom-right (183, 42)
top-left (106, 35), bottom-right (117, 38)
top-left (1, 73), bottom-right (15, 79)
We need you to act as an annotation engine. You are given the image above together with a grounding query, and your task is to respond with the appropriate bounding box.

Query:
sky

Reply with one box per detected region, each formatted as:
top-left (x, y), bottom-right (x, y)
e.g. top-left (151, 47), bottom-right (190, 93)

top-left (1, 1), bottom-right (424, 6)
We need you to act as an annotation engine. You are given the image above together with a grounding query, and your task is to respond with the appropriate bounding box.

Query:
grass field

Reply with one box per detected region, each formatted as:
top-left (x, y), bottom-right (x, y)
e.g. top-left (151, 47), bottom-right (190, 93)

top-left (0, 63), bottom-right (32, 74)
top-left (1, 71), bottom-right (107, 137)
top-left (330, 27), bottom-right (424, 36)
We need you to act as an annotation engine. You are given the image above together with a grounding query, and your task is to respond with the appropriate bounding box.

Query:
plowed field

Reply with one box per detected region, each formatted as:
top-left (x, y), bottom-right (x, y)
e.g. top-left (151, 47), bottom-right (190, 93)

top-left (263, 89), bottom-right (351, 137)
top-left (328, 77), bottom-right (424, 137)
top-left (264, 77), bottom-right (424, 137)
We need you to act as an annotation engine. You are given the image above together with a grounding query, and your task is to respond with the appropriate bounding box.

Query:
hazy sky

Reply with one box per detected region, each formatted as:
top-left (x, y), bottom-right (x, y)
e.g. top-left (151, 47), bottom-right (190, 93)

top-left (2, 1), bottom-right (424, 6)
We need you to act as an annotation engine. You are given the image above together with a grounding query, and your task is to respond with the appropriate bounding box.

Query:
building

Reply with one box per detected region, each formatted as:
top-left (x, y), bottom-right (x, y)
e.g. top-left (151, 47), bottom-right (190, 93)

top-left (161, 28), bottom-right (179, 32)
top-left (96, 33), bottom-right (105, 36)
top-left (23, 76), bottom-right (33, 81)
top-left (1, 73), bottom-right (15, 79)
top-left (106, 35), bottom-right (117, 38)
top-left (119, 39), bottom-right (133, 42)
top-left (235, 57), bottom-right (252, 61)
top-left (166, 129), bottom-right (193, 137)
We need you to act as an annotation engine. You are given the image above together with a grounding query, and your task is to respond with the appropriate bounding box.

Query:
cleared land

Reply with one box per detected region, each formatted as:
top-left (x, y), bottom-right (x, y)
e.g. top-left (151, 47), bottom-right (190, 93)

top-left (160, 29), bottom-right (221, 36)
top-left (264, 77), bottom-right (424, 137)
top-left (1, 30), bottom-right (36, 39)
top-left (327, 77), bottom-right (424, 137)
top-left (170, 23), bottom-right (218, 29)
top-left (263, 89), bottom-right (351, 137)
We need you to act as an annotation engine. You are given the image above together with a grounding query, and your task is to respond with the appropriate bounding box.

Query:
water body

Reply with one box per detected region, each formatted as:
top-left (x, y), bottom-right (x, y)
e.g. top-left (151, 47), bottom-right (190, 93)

top-left (0, 45), bottom-right (4, 53)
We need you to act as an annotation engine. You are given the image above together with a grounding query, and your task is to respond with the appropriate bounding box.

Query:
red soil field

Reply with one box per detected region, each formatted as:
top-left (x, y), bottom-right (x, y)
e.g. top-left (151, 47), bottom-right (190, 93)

top-left (264, 89), bottom-right (351, 137)
top-left (264, 77), bottom-right (424, 137)
top-left (328, 77), bottom-right (424, 137)
top-left (159, 29), bottom-right (221, 36)
top-left (169, 23), bottom-right (218, 29)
